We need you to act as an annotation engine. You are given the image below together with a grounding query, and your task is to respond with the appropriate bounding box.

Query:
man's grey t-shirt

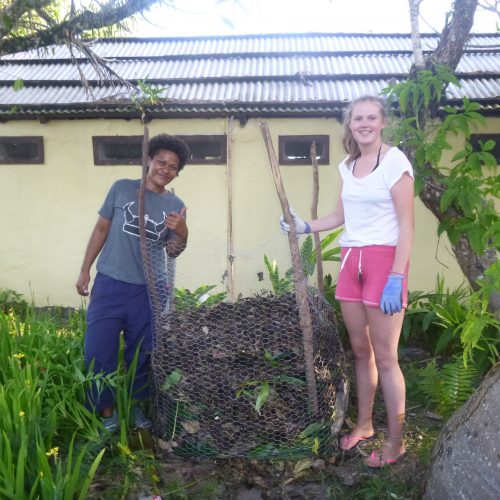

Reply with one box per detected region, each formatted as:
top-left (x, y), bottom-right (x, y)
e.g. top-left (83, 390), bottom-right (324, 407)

top-left (96, 179), bottom-right (185, 285)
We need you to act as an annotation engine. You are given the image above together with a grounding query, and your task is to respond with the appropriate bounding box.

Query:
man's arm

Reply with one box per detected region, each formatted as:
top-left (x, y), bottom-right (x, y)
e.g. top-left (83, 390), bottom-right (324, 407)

top-left (165, 207), bottom-right (188, 258)
top-left (76, 216), bottom-right (111, 296)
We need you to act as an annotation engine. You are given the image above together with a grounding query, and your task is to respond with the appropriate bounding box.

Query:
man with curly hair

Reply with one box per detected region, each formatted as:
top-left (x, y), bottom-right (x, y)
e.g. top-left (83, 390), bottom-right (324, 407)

top-left (76, 134), bottom-right (189, 432)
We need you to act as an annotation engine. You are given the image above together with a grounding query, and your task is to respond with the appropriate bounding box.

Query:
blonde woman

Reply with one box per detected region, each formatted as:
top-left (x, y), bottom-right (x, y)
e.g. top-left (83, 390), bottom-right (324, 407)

top-left (280, 96), bottom-right (414, 467)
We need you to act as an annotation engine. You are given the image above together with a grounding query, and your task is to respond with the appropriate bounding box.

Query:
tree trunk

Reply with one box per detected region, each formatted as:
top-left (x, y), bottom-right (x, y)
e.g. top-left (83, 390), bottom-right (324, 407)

top-left (408, 0), bottom-right (425, 69)
top-left (417, 166), bottom-right (500, 312)
top-left (407, 2), bottom-right (500, 495)
top-left (405, 0), bottom-right (498, 314)
top-left (423, 364), bottom-right (500, 499)
top-left (429, 0), bottom-right (478, 70)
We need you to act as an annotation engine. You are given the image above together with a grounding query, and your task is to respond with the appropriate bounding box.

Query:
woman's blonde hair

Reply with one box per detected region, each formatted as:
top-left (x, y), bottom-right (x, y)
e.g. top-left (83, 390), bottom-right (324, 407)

top-left (342, 95), bottom-right (388, 163)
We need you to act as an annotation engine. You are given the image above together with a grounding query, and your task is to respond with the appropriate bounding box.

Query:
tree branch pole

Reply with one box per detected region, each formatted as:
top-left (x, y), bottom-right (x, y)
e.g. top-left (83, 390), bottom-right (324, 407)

top-left (310, 142), bottom-right (324, 293)
top-left (138, 123), bottom-right (162, 324)
top-left (260, 121), bottom-right (319, 416)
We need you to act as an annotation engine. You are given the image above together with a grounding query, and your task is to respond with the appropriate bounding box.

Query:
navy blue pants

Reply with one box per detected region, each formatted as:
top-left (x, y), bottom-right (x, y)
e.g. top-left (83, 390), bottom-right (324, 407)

top-left (84, 273), bottom-right (152, 412)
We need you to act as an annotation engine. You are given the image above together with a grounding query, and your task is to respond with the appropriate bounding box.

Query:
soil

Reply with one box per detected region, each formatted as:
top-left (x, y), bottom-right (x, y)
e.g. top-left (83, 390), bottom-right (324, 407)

top-left (151, 293), bottom-right (348, 459)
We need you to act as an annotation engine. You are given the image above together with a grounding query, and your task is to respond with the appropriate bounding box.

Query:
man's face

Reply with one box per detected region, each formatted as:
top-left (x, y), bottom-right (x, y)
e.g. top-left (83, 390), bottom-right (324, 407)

top-left (147, 149), bottom-right (180, 189)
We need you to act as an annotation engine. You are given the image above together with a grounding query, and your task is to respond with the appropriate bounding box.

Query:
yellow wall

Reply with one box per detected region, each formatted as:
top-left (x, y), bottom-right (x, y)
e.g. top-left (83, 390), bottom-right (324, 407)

top-left (1, 115), bottom-right (496, 307)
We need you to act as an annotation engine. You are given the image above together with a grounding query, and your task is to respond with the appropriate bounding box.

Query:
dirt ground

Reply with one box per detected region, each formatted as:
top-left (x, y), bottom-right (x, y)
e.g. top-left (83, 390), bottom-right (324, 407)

top-left (142, 404), bottom-right (438, 499)
top-left (89, 374), bottom-right (441, 499)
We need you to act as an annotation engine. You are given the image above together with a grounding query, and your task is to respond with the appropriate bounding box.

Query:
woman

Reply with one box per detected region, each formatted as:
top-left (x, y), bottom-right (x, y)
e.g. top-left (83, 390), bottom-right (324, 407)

top-left (280, 95), bottom-right (414, 467)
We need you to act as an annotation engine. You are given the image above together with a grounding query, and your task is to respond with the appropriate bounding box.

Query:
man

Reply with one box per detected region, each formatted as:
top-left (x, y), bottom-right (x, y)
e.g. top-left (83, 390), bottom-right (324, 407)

top-left (76, 134), bottom-right (189, 432)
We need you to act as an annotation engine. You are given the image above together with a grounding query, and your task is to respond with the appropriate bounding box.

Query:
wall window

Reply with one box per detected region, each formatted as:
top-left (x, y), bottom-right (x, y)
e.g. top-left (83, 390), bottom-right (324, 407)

top-left (0, 137), bottom-right (44, 164)
top-left (470, 134), bottom-right (500, 163)
top-left (93, 136), bottom-right (143, 165)
top-left (177, 135), bottom-right (227, 164)
top-left (279, 135), bottom-right (329, 165)
top-left (93, 135), bottom-right (227, 165)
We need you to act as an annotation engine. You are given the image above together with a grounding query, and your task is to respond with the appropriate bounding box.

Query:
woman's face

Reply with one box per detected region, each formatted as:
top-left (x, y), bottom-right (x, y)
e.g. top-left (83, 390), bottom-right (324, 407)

top-left (349, 101), bottom-right (386, 147)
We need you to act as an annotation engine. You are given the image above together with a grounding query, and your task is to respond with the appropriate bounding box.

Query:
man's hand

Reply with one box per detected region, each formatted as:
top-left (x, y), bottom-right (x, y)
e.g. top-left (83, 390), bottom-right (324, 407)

top-left (165, 207), bottom-right (188, 240)
top-left (279, 207), bottom-right (311, 234)
top-left (165, 207), bottom-right (188, 257)
top-left (380, 275), bottom-right (403, 315)
top-left (76, 271), bottom-right (91, 296)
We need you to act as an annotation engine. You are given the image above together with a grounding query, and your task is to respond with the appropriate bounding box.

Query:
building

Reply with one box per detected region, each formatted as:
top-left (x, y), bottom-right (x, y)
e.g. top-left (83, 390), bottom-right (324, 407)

top-left (0, 32), bottom-right (498, 306)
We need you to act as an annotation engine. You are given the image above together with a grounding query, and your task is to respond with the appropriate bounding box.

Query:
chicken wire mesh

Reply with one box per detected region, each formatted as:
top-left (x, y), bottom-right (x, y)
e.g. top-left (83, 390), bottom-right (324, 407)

top-left (142, 230), bottom-right (348, 460)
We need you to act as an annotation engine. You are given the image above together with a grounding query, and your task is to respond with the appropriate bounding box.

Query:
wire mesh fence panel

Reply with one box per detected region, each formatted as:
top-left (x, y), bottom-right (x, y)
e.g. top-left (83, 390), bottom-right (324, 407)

top-left (143, 233), bottom-right (348, 460)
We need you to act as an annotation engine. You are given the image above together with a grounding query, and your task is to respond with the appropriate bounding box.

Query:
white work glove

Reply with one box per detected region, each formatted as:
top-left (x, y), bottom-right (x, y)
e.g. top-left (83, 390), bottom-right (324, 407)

top-left (279, 207), bottom-right (311, 234)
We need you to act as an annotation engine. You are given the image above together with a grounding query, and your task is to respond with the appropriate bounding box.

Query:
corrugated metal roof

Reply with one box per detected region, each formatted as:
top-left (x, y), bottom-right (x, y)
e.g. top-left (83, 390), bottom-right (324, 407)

top-left (0, 32), bottom-right (498, 119)
top-left (2, 78), bottom-right (497, 106)
top-left (3, 33), bottom-right (499, 60)
top-left (2, 53), bottom-right (498, 82)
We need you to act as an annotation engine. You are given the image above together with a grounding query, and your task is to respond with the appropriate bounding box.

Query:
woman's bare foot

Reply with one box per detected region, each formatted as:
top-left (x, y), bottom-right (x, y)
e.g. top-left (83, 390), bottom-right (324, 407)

top-left (340, 424), bottom-right (375, 451)
top-left (365, 436), bottom-right (406, 467)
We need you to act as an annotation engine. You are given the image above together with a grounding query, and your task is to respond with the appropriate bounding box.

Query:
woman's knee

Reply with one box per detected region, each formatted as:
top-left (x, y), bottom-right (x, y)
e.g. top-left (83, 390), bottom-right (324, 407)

top-left (351, 343), bottom-right (374, 363)
top-left (374, 353), bottom-right (400, 374)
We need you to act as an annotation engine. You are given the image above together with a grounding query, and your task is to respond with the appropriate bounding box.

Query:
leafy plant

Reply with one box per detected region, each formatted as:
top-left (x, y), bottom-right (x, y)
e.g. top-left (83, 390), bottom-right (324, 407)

top-left (264, 231), bottom-right (342, 295)
top-left (383, 66), bottom-right (499, 307)
top-left (247, 421), bottom-right (331, 460)
top-left (0, 288), bottom-right (29, 319)
top-left (410, 356), bottom-right (479, 418)
top-left (174, 285), bottom-right (227, 311)
top-left (403, 274), bottom-right (499, 374)
top-left (263, 255), bottom-right (295, 295)
top-left (0, 306), bottom-right (111, 497)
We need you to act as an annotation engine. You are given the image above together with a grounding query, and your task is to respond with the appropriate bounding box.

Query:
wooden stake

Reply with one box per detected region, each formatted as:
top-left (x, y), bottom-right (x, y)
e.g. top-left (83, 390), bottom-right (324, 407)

top-left (310, 142), bottom-right (324, 293)
top-left (260, 121), bottom-right (319, 416)
top-left (139, 125), bottom-right (162, 318)
top-left (226, 116), bottom-right (235, 301)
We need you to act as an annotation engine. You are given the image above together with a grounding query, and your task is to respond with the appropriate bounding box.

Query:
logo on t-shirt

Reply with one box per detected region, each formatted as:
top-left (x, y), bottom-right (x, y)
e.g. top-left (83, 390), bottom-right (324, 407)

top-left (122, 201), bottom-right (167, 242)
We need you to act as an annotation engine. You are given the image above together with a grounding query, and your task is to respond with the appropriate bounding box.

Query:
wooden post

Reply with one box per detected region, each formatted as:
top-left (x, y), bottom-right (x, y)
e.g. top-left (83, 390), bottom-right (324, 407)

top-left (226, 116), bottom-right (236, 301)
top-left (260, 121), bottom-right (319, 416)
top-left (138, 124), bottom-right (162, 317)
top-left (310, 142), bottom-right (324, 293)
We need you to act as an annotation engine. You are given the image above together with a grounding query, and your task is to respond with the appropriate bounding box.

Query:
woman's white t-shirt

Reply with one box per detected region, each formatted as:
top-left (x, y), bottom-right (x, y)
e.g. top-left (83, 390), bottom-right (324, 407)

top-left (338, 147), bottom-right (413, 247)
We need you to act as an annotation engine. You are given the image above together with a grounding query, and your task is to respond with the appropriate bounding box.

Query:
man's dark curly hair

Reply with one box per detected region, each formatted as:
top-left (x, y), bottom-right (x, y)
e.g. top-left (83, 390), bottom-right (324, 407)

top-left (148, 134), bottom-right (190, 172)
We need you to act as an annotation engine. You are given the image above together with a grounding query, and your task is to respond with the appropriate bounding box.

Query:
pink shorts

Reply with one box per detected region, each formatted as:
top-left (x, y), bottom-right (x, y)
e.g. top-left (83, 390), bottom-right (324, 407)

top-left (335, 245), bottom-right (409, 308)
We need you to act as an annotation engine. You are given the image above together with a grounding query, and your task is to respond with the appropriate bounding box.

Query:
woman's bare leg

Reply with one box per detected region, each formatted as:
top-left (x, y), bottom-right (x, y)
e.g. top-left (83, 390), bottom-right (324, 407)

top-left (365, 306), bottom-right (406, 463)
top-left (340, 301), bottom-right (377, 440)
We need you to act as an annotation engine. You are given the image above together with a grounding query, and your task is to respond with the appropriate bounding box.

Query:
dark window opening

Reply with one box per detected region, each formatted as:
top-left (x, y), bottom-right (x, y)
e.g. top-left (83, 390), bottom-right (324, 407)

top-left (177, 135), bottom-right (227, 164)
top-left (279, 135), bottom-right (329, 165)
top-left (93, 136), bottom-right (143, 165)
top-left (0, 137), bottom-right (44, 164)
top-left (470, 134), bottom-right (500, 163)
top-left (93, 135), bottom-right (227, 165)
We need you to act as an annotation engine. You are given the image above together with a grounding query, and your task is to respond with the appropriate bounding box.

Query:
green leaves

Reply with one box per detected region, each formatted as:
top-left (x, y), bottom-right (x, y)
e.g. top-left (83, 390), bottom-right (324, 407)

top-left (236, 379), bottom-right (270, 415)
top-left (384, 64), bottom-right (499, 260)
top-left (255, 382), bottom-right (270, 415)
top-left (0, 306), bottom-right (109, 498)
top-left (12, 78), bottom-right (24, 91)
top-left (174, 285), bottom-right (227, 311)
top-left (264, 230), bottom-right (342, 295)
top-left (161, 369), bottom-right (183, 392)
top-left (415, 356), bottom-right (479, 418)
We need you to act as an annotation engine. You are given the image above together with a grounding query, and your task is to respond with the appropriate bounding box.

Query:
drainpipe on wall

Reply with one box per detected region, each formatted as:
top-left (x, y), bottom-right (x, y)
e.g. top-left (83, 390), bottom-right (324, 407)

top-left (226, 115), bottom-right (235, 301)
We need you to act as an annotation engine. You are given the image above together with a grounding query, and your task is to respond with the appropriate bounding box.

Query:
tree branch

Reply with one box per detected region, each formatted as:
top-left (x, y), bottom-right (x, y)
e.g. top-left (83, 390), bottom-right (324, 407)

top-left (0, 0), bottom-right (161, 55)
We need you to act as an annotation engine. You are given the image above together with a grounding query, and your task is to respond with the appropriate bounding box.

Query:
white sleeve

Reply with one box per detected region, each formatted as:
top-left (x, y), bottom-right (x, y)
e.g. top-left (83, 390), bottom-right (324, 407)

top-left (383, 148), bottom-right (414, 189)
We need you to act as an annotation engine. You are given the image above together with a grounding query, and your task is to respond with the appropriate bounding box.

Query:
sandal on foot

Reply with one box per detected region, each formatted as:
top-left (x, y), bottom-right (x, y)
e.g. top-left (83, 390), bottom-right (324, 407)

top-left (365, 450), bottom-right (406, 468)
top-left (339, 433), bottom-right (375, 451)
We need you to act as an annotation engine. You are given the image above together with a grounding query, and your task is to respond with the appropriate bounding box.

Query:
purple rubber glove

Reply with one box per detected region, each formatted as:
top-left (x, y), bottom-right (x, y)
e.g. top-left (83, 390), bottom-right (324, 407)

top-left (380, 275), bottom-right (403, 315)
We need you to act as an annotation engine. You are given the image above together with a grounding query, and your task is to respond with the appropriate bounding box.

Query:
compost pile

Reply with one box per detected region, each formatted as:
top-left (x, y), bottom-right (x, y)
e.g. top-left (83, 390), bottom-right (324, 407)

top-left (151, 291), bottom-right (347, 459)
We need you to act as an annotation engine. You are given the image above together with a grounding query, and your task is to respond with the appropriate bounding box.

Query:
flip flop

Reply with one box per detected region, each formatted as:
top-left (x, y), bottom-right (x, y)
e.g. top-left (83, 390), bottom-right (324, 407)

top-left (339, 433), bottom-right (375, 451)
top-left (365, 450), bottom-right (406, 468)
